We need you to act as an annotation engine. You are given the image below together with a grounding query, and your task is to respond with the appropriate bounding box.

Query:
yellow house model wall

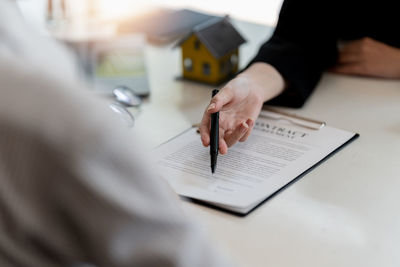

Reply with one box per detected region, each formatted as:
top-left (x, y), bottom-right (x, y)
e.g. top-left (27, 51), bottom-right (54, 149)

top-left (181, 35), bottom-right (239, 84)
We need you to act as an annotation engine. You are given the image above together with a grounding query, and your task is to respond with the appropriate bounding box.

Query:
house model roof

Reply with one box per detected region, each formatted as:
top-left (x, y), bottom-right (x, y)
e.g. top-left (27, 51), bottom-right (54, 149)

top-left (178, 17), bottom-right (246, 59)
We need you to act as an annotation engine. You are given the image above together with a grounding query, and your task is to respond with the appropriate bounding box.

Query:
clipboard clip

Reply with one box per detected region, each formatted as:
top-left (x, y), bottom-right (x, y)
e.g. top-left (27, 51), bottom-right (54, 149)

top-left (260, 107), bottom-right (326, 130)
top-left (192, 107), bottom-right (326, 132)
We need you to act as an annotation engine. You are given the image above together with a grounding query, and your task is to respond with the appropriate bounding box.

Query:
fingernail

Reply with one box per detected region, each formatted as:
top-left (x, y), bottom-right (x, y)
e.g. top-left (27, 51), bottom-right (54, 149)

top-left (207, 103), bottom-right (216, 111)
top-left (241, 122), bottom-right (249, 132)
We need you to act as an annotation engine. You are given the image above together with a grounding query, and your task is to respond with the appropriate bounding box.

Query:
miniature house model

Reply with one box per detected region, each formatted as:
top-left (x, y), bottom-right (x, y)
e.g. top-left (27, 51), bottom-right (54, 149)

top-left (178, 17), bottom-right (246, 85)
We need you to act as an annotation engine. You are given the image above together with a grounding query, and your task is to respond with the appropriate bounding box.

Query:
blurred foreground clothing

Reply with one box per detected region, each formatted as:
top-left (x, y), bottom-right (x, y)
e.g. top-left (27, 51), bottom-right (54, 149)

top-left (250, 0), bottom-right (400, 107)
top-left (0, 1), bottom-right (231, 266)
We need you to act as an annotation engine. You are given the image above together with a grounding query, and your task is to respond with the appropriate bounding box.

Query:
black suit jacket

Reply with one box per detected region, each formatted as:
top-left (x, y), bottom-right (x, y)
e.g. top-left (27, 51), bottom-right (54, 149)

top-left (249, 0), bottom-right (400, 107)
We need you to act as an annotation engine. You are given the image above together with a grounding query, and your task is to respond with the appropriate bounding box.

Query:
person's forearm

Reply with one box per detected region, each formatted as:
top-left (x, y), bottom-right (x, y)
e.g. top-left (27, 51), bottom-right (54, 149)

top-left (238, 62), bottom-right (286, 103)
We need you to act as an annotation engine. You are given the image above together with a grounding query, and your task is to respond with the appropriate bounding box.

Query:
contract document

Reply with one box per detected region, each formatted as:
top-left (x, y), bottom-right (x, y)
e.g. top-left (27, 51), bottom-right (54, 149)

top-left (155, 110), bottom-right (358, 215)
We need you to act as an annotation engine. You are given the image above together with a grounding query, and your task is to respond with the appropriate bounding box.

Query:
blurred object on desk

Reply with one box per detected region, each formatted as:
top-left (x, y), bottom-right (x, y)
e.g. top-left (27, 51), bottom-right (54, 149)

top-left (44, 2), bottom-right (148, 95)
top-left (46, 0), bottom-right (98, 20)
top-left (46, 0), bottom-right (100, 30)
top-left (90, 34), bottom-right (150, 96)
top-left (109, 102), bottom-right (135, 128)
top-left (46, 0), bottom-right (67, 22)
top-left (46, 0), bottom-right (114, 43)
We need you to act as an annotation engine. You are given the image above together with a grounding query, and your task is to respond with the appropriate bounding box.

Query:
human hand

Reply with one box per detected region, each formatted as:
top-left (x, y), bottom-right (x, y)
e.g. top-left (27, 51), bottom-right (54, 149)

top-left (330, 37), bottom-right (400, 79)
top-left (199, 63), bottom-right (285, 154)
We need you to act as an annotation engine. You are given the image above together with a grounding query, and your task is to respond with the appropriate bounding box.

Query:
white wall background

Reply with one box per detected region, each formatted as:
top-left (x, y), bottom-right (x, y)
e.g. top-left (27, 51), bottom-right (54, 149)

top-left (103, 0), bottom-right (284, 26)
top-left (18, 0), bottom-right (284, 28)
top-left (99, 0), bottom-right (284, 25)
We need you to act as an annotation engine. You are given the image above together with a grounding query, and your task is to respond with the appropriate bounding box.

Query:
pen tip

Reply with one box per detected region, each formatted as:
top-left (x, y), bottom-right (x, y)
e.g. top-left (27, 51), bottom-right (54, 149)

top-left (211, 165), bottom-right (216, 174)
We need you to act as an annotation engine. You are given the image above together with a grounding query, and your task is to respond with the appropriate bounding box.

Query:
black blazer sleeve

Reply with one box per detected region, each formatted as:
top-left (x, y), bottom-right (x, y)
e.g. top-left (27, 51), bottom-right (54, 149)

top-left (248, 0), bottom-right (339, 107)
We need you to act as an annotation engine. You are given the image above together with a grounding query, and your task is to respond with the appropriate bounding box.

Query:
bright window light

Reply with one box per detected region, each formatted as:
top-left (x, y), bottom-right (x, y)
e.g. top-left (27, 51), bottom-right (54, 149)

top-left (98, 0), bottom-right (283, 25)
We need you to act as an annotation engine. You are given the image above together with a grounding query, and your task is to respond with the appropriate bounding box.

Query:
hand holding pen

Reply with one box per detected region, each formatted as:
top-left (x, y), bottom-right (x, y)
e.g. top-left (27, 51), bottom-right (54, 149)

top-left (201, 88), bottom-right (255, 173)
top-left (199, 85), bottom-right (257, 155)
top-left (199, 63), bottom-right (284, 156)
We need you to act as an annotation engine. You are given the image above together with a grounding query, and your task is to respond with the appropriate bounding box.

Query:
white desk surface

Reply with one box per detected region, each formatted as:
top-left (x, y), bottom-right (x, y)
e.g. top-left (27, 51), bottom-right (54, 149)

top-left (134, 20), bottom-right (400, 267)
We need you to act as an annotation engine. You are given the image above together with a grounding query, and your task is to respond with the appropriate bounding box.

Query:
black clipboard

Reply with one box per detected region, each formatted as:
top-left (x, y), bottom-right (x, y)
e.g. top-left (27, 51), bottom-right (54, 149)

top-left (183, 132), bottom-right (359, 217)
top-left (159, 111), bottom-right (360, 216)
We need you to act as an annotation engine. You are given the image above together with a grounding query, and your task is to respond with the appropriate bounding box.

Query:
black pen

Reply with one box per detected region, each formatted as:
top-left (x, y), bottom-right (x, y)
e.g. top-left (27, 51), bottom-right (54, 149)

top-left (210, 89), bottom-right (219, 174)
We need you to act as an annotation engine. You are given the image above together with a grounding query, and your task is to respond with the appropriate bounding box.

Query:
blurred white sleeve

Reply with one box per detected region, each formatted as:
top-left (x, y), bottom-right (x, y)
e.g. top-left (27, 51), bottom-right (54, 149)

top-left (0, 1), bottom-right (233, 266)
top-left (0, 46), bottom-right (233, 267)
